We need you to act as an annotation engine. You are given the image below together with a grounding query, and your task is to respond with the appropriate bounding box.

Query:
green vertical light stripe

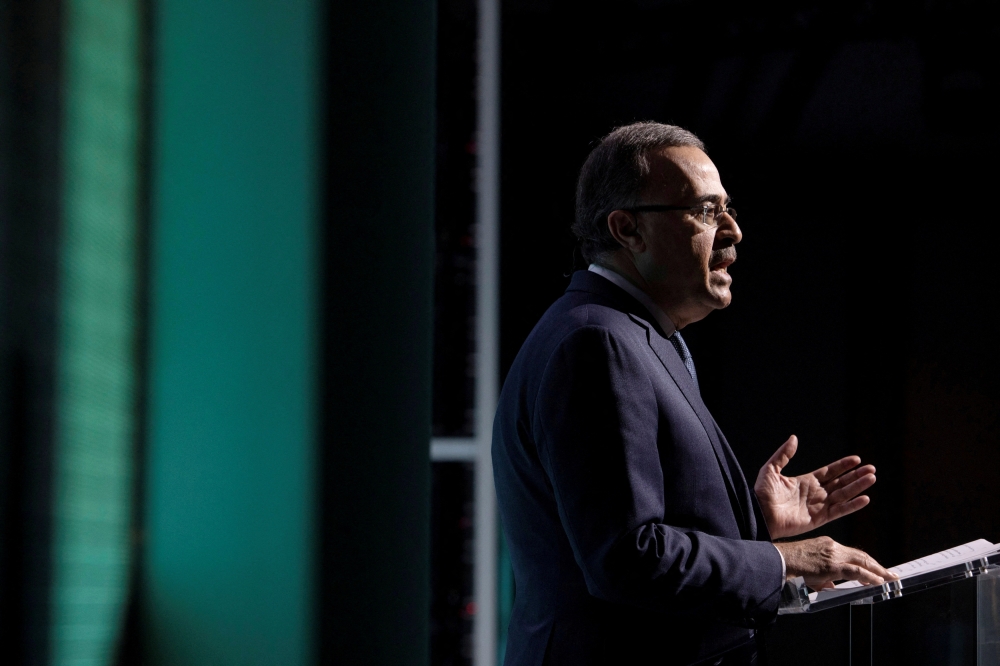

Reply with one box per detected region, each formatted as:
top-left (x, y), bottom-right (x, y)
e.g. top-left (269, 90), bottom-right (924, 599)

top-left (52, 1), bottom-right (143, 665)
top-left (144, 0), bottom-right (318, 664)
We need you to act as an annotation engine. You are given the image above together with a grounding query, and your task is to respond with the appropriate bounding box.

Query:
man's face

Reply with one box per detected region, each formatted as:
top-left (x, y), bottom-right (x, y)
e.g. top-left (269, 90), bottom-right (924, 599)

top-left (632, 145), bottom-right (742, 326)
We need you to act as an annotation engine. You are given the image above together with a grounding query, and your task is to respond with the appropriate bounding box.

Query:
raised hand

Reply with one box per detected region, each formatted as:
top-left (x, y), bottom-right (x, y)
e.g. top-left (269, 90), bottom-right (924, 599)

top-left (754, 435), bottom-right (876, 540)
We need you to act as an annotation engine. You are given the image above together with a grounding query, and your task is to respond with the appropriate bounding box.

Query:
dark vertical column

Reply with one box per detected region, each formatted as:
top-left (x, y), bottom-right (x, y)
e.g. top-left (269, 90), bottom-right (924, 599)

top-left (850, 605), bottom-right (873, 666)
top-left (0, 1), bottom-right (63, 664)
top-left (321, 1), bottom-right (435, 664)
top-left (115, 1), bottom-right (153, 663)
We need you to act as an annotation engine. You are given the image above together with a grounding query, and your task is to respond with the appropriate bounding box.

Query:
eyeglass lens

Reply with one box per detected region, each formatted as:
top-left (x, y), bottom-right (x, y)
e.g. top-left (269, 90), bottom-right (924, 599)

top-left (702, 205), bottom-right (736, 226)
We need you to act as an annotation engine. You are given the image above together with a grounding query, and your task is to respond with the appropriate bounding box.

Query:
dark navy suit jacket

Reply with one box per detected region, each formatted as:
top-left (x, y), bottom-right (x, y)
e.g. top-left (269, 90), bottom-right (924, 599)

top-left (493, 271), bottom-right (783, 666)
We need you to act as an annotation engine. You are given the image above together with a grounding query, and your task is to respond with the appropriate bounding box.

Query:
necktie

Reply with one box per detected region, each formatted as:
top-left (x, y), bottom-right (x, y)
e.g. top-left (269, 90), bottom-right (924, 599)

top-left (668, 331), bottom-right (699, 391)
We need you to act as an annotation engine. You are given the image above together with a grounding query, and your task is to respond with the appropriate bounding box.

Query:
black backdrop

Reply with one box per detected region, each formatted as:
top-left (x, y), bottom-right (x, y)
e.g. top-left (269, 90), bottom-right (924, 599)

top-left (498, 1), bottom-right (1000, 663)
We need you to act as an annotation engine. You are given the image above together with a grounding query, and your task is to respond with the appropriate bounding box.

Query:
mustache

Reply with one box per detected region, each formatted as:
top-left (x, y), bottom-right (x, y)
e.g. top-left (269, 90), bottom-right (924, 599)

top-left (710, 245), bottom-right (737, 267)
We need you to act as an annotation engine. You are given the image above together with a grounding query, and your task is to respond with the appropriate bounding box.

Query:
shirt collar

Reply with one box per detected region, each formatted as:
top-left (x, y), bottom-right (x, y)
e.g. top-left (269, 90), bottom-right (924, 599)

top-left (588, 264), bottom-right (677, 337)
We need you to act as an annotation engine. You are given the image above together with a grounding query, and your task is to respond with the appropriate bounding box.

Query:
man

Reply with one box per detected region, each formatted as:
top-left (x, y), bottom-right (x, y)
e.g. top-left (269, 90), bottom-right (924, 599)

top-left (492, 122), bottom-right (896, 666)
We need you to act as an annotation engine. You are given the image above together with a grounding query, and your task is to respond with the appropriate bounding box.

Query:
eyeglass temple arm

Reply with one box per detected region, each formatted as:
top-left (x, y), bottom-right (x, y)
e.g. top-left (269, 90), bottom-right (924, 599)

top-left (627, 204), bottom-right (695, 212)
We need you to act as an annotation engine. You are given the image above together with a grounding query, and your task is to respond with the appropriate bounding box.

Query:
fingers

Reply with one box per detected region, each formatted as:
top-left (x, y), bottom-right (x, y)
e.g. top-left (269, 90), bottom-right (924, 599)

top-left (812, 455), bottom-right (864, 483)
top-left (836, 545), bottom-right (896, 586)
top-left (826, 495), bottom-right (871, 522)
top-left (848, 548), bottom-right (897, 582)
top-left (765, 435), bottom-right (798, 472)
top-left (827, 472), bottom-right (876, 504)
top-left (843, 564), bottom-right (886, 587)
top-left (823, 464), bottom-right (876, 493)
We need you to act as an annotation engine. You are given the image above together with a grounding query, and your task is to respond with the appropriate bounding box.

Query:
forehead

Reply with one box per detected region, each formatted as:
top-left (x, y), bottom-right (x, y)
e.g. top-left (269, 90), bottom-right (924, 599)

top-left (643, 145), bottom-right (726, 201)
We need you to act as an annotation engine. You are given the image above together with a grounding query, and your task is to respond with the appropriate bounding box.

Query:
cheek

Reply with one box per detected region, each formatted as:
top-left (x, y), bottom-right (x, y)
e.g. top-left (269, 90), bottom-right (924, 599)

top-left (690, 235), bottom-right (714, 270)
top-left (648, 230), bottom-right (712, 278)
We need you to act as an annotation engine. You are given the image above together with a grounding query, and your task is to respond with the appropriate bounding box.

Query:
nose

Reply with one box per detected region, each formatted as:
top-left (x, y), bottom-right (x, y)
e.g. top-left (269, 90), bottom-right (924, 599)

top-left (717, 210), bottom-right (742, 245)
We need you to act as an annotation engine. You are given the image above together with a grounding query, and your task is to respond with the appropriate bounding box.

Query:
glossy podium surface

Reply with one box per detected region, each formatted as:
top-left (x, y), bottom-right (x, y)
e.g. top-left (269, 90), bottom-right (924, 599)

top-left (776, 547), bottom-right (1000, 665)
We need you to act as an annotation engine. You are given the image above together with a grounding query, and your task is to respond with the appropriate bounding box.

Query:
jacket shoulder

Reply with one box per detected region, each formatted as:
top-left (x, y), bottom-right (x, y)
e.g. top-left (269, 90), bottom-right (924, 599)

top-left (534, 291), bottom-right (648, 345)
top-left (501, 294), bottom-right (653, 405)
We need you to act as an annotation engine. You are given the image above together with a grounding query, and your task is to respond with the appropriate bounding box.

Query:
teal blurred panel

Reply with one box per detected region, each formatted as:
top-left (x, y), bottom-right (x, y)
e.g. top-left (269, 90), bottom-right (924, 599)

top-left (52, 1), bottom-right (143, 664)
top-left (146, 0), bottom-right (318, 664)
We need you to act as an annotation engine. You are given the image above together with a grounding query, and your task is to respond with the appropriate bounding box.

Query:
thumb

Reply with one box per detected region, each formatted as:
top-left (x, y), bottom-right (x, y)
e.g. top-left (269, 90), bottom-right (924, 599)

top-left (765, 435), bottom-right (798, 473)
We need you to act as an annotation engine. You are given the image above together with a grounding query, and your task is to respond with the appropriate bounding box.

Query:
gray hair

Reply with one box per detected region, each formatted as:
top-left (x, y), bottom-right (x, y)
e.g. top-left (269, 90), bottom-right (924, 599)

top-left (572, 122), bottom-right (705, 263)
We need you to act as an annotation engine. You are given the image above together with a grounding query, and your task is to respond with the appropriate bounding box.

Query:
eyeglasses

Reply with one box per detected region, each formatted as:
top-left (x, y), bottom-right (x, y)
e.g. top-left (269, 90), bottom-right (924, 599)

top-left (627, 202), bottom-right (737, 227)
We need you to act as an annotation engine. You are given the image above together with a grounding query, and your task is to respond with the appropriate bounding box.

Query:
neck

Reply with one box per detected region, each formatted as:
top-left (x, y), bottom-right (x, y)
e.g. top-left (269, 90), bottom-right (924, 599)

top-left (597, 251), bottom-right (700, 330)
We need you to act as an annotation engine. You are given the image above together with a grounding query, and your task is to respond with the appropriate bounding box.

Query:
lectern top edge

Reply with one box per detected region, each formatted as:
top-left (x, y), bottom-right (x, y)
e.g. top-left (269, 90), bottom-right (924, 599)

top-left (779, 550), bottom-right (1000, 614)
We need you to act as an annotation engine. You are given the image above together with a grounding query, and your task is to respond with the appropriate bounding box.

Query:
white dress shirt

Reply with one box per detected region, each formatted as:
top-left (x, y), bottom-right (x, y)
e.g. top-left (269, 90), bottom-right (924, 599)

top-left (588, 263), bottom-right (676, 336)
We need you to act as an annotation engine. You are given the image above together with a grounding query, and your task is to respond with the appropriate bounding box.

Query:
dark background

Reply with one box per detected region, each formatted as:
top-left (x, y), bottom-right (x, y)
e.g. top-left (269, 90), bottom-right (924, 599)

top-left (3, 0), bottom-right (998, 664)
top-left (497, 1), bottom-right (999, 663)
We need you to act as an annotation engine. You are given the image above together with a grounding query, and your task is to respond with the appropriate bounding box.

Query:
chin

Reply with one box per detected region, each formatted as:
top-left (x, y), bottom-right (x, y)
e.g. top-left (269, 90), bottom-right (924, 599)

top-left (706, 275), bottom-right (733, 307)
top-left (705, 272), bottom-right (732, 300)
top-left (706, 290), bottom-right (732, 310)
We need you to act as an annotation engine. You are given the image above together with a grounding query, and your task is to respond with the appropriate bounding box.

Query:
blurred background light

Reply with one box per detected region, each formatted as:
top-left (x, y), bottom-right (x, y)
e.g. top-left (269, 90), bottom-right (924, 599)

top-left (50, 1), bottom-right (143, 663)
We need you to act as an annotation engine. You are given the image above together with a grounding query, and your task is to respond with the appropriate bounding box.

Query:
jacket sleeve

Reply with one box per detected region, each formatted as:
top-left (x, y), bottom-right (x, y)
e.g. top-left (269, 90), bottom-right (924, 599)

top-left (532, 325), bottom-right (783, 625)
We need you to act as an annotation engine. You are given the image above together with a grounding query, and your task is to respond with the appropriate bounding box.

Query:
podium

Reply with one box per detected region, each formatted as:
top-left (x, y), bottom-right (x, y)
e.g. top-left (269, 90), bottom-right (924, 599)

top-left (778, 550), bottom-right (1000, 665)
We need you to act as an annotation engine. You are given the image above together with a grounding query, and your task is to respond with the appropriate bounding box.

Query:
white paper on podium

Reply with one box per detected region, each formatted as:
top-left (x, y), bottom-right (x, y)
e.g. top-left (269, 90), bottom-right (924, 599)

top-left (808, 538), bottom-right (1000, 604)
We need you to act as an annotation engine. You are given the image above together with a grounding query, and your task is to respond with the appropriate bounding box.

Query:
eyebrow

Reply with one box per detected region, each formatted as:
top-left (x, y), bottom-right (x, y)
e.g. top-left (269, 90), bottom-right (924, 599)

top-left (694, 194), bottom-right (732, 205)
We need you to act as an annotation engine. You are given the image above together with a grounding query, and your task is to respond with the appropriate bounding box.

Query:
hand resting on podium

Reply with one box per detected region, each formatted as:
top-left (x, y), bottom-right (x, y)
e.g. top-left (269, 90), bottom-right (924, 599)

top-left (775, 536), bottom-right (897, 590)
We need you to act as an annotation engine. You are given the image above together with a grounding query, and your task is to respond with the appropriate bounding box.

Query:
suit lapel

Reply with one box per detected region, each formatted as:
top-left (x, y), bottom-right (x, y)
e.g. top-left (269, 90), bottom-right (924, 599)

top-left (631, 314), bottom-right (752, 540)
top-left (569, 272), bottom-right (758, 541)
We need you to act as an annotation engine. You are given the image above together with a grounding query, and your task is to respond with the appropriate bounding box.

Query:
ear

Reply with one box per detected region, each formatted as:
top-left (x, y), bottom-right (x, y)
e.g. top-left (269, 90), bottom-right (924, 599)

top-left (606, 209), bottom-right (645, 254)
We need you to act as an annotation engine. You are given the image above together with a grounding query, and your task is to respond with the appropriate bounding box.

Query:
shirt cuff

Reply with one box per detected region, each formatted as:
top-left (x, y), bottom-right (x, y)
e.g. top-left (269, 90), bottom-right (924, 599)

top-left (774, 543), bottom-right (786, 580)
